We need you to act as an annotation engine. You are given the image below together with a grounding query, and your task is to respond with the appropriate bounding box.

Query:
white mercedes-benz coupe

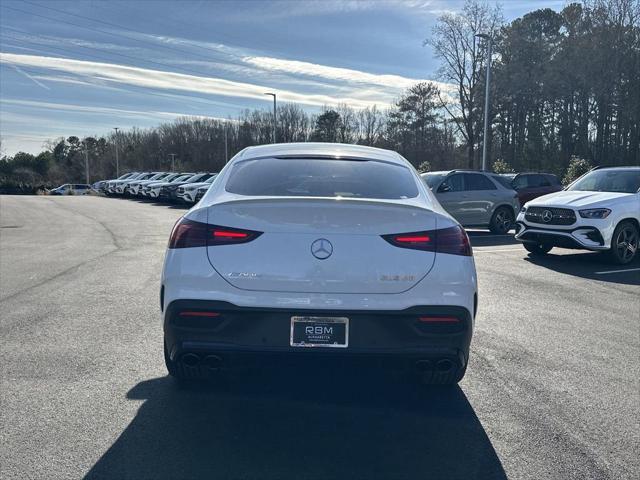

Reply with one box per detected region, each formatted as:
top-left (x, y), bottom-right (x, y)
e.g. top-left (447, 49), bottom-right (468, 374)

top-left (161, 143), bottom-right (478, 385)
top-left (515, 166), bottom-right (640, 264)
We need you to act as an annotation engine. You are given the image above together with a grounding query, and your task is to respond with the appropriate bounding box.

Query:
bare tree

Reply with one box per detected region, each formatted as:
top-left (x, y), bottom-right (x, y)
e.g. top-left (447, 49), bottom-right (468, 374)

top-left (357, 106), bottom-right (385, 146)
top-left (335, 103), bottom-right (358, 143)
top-left (278, 103), bottom-right (310, 143)
top-left (426, 0), bottom-right (502, 168)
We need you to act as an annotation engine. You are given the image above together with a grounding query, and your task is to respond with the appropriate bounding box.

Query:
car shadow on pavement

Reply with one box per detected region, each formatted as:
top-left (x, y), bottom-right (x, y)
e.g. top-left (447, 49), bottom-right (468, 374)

top-left (524, 251), bottom-right (640, 285)
top-left (467, 230), bottom-right (519, 247)
top-left (84, 368), bottom-right (507, 480)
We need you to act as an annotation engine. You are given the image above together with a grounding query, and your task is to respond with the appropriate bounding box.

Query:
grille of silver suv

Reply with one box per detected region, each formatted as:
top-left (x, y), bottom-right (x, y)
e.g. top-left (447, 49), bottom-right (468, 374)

top-left (525, 207), bottom-right (576, 225)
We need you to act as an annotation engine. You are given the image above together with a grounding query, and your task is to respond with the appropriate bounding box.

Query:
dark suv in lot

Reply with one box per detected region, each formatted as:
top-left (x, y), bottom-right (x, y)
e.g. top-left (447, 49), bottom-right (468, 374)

top-left (500, 173), bottom-right (562, 205)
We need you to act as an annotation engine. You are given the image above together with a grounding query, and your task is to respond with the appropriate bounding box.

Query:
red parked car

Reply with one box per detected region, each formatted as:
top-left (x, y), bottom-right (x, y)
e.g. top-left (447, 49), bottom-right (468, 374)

top-left (500, 173), bottom-right (562, 205)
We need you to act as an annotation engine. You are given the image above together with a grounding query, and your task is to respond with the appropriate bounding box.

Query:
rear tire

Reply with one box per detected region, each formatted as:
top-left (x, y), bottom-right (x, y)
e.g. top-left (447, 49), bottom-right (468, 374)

top-left (523, 242), bottom-right (553, 255)
top-left (489, 207), bottom-right (514, 234)
top-left (609, 221), bottom-right (639, 265)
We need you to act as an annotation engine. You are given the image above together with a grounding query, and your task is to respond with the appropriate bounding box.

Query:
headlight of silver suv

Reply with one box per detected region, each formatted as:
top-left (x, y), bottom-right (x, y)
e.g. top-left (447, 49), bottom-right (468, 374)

top-left (579, 208), bottom-right (611, 219)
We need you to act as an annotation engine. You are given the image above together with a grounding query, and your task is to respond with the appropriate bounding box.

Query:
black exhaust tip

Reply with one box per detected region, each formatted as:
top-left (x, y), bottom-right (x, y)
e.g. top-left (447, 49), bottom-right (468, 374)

top-left (202, 355), bottom-right (222, 370)
top-left (436, 359), bottom-right (454, 372)
top-left (181, 353), bottom-right (200, 367)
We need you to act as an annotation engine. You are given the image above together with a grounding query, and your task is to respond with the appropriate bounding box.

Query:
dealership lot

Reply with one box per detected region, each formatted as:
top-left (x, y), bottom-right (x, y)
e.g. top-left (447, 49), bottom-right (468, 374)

top-left (1, 195), bottom-right (638, 480)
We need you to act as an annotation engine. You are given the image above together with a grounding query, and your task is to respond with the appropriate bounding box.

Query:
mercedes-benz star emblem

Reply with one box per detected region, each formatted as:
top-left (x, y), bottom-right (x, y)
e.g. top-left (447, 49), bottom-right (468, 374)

top-left (542, 210), bottom-right (553, 223)
top-left (311, 238), bottom-right (333, 260)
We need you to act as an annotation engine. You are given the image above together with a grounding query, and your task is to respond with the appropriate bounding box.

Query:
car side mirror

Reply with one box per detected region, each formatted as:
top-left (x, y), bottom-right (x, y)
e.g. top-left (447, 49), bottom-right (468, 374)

top-left (438, 183), bottom-right (451, 193)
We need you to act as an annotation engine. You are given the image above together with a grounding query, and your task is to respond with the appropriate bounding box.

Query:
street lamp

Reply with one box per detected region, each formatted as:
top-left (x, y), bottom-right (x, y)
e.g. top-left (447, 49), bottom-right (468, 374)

top-left (113, 127), bottom-right (120, 177)
top-left (224, 121), bottom-right (228, 163)
top-left (475, 33), bottom-right (493, 171)
top-left (264, 92), bottom-right (277, 143)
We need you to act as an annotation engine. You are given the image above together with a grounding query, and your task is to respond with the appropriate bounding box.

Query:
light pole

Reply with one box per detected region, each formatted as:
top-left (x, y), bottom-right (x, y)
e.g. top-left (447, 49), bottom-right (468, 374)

top-left (168, 153), bottom-right (177, 171)
top-left (113, 127), bottom-right (120, 177)
top-left (224, 122), bottom-right (228, 163)
top-left (264, 92), bottom-right (277, 143)
top-left (84, 140), bottom-right (90, 184)
top-left (476, 33), bottom-right (493, 171)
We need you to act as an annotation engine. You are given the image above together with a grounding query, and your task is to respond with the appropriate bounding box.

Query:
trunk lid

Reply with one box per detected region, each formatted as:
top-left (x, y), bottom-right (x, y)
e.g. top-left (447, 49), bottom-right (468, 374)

top-left (206, 198), bottom-right (439, 294)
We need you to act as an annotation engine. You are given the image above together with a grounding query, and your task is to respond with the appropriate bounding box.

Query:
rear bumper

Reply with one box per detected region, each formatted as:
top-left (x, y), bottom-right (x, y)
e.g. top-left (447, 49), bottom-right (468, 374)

top-left (164, 300), bottom-right (472, 368)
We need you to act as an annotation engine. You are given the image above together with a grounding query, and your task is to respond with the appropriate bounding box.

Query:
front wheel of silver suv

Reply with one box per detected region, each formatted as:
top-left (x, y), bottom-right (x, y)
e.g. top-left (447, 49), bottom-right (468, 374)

top-left (609, 221), bottom-right (639, 265)
top-left (489, 207), bottom-right (514, 235)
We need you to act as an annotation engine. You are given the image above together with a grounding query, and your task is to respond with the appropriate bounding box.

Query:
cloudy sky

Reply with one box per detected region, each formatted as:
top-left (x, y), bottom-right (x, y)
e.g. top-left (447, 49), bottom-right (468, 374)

top-left (0, 0), bottom-right (564, 155)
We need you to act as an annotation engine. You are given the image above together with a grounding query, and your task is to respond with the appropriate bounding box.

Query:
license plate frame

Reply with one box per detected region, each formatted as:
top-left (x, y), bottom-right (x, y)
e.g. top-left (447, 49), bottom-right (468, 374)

top-left (290, 316), bottom-right (349, 348)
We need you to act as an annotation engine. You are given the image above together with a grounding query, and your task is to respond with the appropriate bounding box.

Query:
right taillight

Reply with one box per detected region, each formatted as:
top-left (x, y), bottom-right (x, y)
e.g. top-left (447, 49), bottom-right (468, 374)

top-left (382, 225), bottom-right (472, 256)
top-left (168, 218), bottom-right (262, 249)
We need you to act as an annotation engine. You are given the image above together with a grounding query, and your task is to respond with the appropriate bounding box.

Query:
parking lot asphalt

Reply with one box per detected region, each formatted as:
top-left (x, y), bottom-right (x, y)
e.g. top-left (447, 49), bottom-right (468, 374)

top-left (1, 195), bottom-right (638, 480)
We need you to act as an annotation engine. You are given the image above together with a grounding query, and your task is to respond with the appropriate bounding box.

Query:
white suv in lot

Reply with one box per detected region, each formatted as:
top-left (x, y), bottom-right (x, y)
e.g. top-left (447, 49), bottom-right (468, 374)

top-left (515, 166), bottom-right (640, 264)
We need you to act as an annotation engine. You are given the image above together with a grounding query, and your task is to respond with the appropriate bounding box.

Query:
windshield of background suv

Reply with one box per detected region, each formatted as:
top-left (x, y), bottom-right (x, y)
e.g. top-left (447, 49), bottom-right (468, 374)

top-left (170, 175), bottom-right (192, 183)
top-left (421, 173), bottom-right (446, 189)
top-left (492, 175), bottom-right (515, 189)
top-left (184, 173), bottom-right (212, 183)
top-left (568, 170), bottom-right (640, 193)
top-left (226, 158), bottom-right (419, 199)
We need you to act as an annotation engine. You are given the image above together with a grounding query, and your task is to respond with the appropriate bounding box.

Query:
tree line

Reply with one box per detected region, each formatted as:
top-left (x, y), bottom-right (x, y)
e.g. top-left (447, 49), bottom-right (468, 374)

top-left (1, 0), bottom-right (638, 188)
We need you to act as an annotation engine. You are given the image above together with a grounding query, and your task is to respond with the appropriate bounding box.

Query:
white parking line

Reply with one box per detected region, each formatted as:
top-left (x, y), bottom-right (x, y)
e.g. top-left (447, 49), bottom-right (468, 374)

top-left (474, 247), bottom-right (523, 253)
top-left (594, 267), bottom-right (640, 275)
top-left (468, 234), bottom-right (513, 239)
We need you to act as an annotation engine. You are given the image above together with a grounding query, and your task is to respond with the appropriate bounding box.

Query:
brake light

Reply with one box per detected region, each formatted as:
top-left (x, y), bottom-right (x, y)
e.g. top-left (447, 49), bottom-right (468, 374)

top-left (168, 218), bottom-right (262, 249)
top-left (209, 225), bottom-right (261, 245)
top-left (382, 225), bottom-right (472, 256)
top-left (383, 231), bottom-right (435, 251)
top-left (395, 234), bottom-right (431, 243)
top-left (179, 311), bottom-right (220, 317)
top-left (213, 230), bottom-right (248, 239)
top-left (418, 316), bottom-right (459, 323)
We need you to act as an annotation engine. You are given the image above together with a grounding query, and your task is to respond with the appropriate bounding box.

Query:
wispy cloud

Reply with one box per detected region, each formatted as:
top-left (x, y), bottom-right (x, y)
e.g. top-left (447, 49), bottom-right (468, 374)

top-left (0, 52), bottom-right (411, 108)
top-left (1, 98), bottom-right (226, 122)
top-left (127, 31), bottom-right (453, 94)
top-left (242, 56), bottom-right (453, 93)
top-left (2, 27), bottom-right (140, 52)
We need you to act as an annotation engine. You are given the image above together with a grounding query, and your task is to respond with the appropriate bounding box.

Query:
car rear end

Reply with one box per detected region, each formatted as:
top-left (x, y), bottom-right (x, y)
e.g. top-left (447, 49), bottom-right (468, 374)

top-left (161, 148), bottom-right (477, 384)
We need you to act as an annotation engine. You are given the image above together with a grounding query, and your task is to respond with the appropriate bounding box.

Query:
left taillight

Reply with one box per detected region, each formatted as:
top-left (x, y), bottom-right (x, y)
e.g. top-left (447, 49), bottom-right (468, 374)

top-left (168, 218), bottom-right (262, 249)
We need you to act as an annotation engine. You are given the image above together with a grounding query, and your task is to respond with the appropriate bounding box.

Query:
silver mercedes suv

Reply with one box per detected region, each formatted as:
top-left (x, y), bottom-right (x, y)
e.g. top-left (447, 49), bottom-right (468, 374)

top-left (422, 170), bottom-right (521, 234)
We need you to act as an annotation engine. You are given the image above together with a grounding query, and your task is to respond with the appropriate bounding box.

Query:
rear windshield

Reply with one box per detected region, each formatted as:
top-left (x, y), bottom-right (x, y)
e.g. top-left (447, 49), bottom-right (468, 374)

top-left (225, 157), bottom-right (419, 199)
top-left (492, 175), bottom-right (514, 189)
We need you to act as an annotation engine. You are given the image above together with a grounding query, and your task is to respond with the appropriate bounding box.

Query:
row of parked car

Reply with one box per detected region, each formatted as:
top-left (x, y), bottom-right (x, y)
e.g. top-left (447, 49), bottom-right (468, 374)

top-left (87, 169), bottom-right (562, 229)
top-left (94, 171), bottom-right (218, 204)
top-left (53, 161), bottom-right (639, 265)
